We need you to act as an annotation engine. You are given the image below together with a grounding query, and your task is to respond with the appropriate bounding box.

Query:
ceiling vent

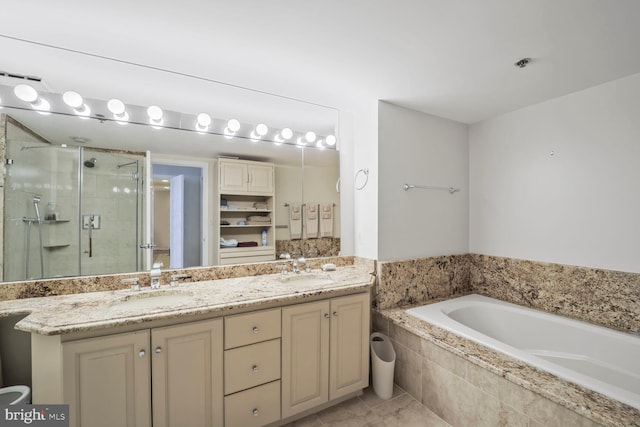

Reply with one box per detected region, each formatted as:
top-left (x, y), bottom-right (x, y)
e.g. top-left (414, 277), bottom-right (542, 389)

top-left (0, 71), bottom-right (54, 92)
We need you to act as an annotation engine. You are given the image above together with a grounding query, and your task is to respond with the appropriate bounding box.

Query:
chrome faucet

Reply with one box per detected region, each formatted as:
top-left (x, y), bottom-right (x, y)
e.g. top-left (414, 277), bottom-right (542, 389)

top-left (150, 262), bottom-right (163, 289)
top-left (279, 252), bottom-right (306, 274)
top-left (292, 256), bottom-right (306, 274)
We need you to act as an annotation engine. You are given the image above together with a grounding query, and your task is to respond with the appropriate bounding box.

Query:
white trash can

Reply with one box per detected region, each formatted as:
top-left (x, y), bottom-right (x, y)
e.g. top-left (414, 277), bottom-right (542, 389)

top-left (370, 332), bottom-right (396, 399)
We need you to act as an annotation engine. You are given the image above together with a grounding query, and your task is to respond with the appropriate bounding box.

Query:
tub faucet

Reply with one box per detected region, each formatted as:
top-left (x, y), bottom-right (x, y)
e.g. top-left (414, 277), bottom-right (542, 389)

top-left (150, 262), bottom-right (163, 289)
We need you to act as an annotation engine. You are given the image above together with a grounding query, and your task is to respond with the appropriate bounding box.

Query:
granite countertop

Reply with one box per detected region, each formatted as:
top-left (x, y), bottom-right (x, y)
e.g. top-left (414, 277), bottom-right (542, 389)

top-left (0, 265), bottom-right (374, 336)
top-left (379, 303), bottom-right (640, 427)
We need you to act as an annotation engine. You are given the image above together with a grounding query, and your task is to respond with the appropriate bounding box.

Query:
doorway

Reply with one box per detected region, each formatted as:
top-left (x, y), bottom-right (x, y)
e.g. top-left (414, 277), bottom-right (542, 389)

top-left (152, 162), bottom-right (206, 269)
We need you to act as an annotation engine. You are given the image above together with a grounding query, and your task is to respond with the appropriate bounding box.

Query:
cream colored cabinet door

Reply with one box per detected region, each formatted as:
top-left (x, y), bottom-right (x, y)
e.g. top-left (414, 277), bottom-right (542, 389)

top-left (219, 160), bottom-right (248, 193)
top-left (151, 318), bottom-right (224, 427)
top-left (281, 299), bottom-right (330, 419)
top-left (329, 293), bottom-right (370, 400)
top-left (63, 330), bottom-right (151, 427)
top-left (247, 163), bottom-right (274, 194)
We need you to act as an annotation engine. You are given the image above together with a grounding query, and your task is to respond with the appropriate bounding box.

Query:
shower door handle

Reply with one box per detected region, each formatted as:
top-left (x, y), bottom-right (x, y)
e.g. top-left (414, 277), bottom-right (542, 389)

top-left (139, 243), bottom-right (156, 250)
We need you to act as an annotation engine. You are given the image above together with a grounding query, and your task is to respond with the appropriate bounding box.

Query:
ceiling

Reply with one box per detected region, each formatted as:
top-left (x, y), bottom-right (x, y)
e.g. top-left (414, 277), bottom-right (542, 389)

top-left (1, 0), bottom-right (640, 126)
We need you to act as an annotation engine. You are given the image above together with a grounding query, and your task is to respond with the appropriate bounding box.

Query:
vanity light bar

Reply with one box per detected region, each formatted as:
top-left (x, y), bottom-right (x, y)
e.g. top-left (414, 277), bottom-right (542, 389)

top-left (0, 83), bottom-right (337, 149)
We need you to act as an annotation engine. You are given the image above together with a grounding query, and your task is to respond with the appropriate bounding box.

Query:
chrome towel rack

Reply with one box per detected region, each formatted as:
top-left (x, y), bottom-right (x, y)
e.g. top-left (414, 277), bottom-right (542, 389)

top-left (402, 184), bottom-right (460, 194)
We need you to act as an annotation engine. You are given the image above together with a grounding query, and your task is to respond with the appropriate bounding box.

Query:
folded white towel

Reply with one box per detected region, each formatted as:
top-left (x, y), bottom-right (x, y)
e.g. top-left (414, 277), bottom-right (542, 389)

top-left (320, 203), bottom-right (334, 237)
top-left (305, 202), bottom-right (319, 238)
top-left (289, 204), bottom-right (302, 239)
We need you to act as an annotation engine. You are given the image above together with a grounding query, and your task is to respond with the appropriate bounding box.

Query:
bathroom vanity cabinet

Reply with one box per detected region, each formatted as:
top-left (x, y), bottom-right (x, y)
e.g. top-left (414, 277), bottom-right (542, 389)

top-left (30, 290), bottom-right (370, 427)
top-left (62, 318), bottom-right (223, 427)
top-left (282, 293), bottom-right (370, 419)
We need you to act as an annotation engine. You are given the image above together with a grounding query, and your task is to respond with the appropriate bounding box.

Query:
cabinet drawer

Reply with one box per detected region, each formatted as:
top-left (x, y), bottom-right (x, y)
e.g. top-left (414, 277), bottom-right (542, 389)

top-left (225, 381), bottom-right (280, 427)
top-left (224, 339), bottom-right (280, 395)
top-left (225, 308), bottom-right (281, 349)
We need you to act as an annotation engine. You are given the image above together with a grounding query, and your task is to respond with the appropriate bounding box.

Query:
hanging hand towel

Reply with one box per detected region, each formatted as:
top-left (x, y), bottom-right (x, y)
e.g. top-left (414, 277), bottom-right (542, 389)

top-left (305, 202), bottom-right (319, 238)
top-left (319, 203), bottom-right (334, 237)
top-left (289, 204), bottom-right (302, 239)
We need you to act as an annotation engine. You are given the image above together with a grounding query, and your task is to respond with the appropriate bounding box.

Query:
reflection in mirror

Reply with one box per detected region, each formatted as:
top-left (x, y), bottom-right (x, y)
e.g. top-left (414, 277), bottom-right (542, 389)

top-left (2, 115), bottom-right (144, 282)
top-left (0, 106), bottom-right (340, 283)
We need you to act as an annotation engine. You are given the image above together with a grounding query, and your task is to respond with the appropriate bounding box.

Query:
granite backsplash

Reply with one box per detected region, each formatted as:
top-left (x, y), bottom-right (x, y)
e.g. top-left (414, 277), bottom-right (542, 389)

top-left (377, 253), bottom-right (640, 333)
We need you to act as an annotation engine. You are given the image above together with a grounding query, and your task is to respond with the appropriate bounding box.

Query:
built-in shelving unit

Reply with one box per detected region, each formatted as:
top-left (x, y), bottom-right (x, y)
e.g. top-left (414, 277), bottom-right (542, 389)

top-left (217, 159), bottom-right (275, 265)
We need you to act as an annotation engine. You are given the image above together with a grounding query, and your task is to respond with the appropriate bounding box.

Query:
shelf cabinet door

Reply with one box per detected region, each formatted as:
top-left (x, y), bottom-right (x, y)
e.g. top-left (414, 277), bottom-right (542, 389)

top-left (247, 163), bottom-right (274, 194)
top-left (329, 293), bottom-right (370, 400)
top-left (63, 330), bottom-right (151, 427)
top-left (219, 161), bottom-right (248, 193)
top-left (151, 318), bottom-right (224, 427)
top-left (281, 300), bottom-right (330, 419)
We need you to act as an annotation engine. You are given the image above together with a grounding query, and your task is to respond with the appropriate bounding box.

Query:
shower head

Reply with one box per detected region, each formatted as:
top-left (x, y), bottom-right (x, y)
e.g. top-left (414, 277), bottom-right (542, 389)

top-left (84, 158), bottom-right (97, 168)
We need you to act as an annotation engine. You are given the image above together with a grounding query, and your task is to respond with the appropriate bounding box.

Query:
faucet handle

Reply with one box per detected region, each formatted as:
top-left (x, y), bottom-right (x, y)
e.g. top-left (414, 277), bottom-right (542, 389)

top-left (279, 253), bottom-right (291, 260)
top-left (170, 274), bottom-right (192, 287)
top-left (122, 277), bottom-right (140, 291)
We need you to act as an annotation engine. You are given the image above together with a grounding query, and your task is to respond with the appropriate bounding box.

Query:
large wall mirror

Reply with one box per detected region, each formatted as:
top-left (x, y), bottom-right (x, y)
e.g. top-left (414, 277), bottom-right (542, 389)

top-left (0, 37), bottom-right (341, 283)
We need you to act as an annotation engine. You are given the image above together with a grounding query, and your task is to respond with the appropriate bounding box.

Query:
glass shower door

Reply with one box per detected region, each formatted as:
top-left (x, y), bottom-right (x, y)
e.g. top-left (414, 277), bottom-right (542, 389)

top-left (3, 139), bottom-right (80, 281)
top-left (79, 149), bottom-right (143, 276)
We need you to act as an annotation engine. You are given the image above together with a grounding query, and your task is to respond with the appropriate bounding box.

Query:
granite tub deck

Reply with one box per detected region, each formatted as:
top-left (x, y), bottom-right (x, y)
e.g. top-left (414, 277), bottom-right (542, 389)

top-left (375, 303), bottom-right (640, 427)
top-left (0, 265), bottom-right (374, 336)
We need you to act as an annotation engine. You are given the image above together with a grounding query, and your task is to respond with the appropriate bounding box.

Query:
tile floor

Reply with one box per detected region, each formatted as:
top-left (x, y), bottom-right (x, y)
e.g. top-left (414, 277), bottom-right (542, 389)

top-left (283, 385), bottom-right (450, 427)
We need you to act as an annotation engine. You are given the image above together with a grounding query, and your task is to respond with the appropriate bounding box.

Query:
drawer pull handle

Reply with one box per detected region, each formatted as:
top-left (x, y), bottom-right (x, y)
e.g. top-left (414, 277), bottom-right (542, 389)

top-left (252, 365), bottom-right (259, 372)
top-left (324, 313), bottom-right (330, 319)
top-left (252, 408), bottom-right (259, 416)
top-left (252, 326), bottom-right (260, 333)
top-left (333, 311), bottom-right (338, 316)
top-left (138, 349), bottom-right (146, 358)
top-left (155, 347), bottom-right (162, 355)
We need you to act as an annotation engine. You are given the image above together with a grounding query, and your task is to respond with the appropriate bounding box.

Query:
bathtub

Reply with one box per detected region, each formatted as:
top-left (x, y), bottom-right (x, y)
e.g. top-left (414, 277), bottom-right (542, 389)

top-left (406, 294), bottom-right (640, 410)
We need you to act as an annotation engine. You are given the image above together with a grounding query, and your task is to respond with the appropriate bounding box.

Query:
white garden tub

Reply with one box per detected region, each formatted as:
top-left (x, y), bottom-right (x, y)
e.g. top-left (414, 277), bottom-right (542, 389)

top-left (406, 294), bottom-right (640, 410)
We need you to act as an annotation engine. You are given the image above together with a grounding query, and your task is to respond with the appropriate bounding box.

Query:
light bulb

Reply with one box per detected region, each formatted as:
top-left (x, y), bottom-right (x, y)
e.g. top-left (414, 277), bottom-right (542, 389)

top-left (107, 99), bottom-right (126, 115)
top-left (326, 135), bottom-right (337, 146)
top-left (197, 113), bottom-right (212, 127)
top-left (147, 105), bottom-right (163, 121)
top-left (227, 119), bottom-right (240, 132)
top-left (281, 128), bottom-right (293, 140)
top-left (256, 123), bottom-right (268, 136)
top-left (297, 137), bottom-right (306, 146)
top-left (14, 84), bottom-right (38, 103)
top-left (62, 91), bottom-right (84, 109)
top-left (33, 97), bottom-right (51, 114)
top-left (305, 131), bottom-right (317, 143)
top-left (316, 140), bottom-right (325, 149)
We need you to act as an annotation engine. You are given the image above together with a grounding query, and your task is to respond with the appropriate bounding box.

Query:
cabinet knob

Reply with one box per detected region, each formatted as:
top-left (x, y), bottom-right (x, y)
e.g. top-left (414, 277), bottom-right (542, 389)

top-left (155, 347), bottom-right (162, 355)
top-left (333, 311), bottom-right (338, 317)
top-left (138, 349), bottom-right (146, 358)
top-left (252, 326), bottom-right (260, 333)
top-left (324, 313), bottom-right (330, 319)
top-left (252, 364), bottom-right (259, 373)
top-left (252, 408), bottom-right (259, 417)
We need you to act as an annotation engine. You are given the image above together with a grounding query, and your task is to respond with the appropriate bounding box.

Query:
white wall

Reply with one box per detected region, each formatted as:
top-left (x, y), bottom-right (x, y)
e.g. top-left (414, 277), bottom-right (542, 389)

top-left (348, 102), bottom-right (379, 260)
top-left (378, 101), bottom-right (469, 261)
top-left (469, 72), bottom-right (640, 273)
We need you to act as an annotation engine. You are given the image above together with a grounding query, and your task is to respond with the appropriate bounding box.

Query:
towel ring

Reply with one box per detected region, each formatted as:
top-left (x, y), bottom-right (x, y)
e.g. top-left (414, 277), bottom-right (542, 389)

top-left (355, 168), bottom-right (369, 190)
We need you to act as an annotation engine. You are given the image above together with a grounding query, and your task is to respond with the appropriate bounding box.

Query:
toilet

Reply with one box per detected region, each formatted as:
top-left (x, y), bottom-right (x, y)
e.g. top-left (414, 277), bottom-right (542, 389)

top-left (0, 355), bottom-right (31, 405)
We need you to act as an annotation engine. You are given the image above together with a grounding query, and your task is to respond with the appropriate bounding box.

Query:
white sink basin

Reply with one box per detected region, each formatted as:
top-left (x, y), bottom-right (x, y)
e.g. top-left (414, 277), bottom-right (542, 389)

top-left (281, 274), bottom-right (335, 287)
top-left (110, 291), bottom-right (194, 311)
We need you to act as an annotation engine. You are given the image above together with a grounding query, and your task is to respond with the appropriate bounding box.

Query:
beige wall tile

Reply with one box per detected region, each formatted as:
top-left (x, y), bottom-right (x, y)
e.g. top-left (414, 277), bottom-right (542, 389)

top-left (421, 338), bottom-right (466, 379)
top-left (390, 321), bottom-right (421, 352)
top-left (391, 340), bottom-right (422, 401)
